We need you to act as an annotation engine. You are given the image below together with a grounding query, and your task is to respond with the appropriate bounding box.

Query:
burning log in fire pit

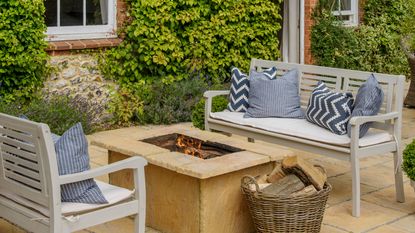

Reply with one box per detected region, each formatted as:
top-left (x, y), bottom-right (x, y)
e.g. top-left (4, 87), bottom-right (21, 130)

top-left (141, 133), bottom-right (244, 159)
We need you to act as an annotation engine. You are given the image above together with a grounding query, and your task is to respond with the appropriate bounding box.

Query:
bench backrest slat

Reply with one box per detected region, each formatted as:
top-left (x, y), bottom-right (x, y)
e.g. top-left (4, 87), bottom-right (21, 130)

top-left (0, 113), bottom-right (59, 208)
top-left (250, 59), bottom-right (405, 114)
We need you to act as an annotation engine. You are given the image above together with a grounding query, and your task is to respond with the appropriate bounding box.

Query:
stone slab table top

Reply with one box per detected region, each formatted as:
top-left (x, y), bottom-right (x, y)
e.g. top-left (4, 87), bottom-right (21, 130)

top-left (90, 124), bottom-right (295, 179)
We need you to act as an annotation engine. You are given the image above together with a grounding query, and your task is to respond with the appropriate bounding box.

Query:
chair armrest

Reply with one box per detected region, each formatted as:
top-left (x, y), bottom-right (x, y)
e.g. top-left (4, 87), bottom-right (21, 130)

top-left (203, 90), bottom-right (229, 131)
top-left (349, 112), bottom-right (399, 126)
top-left (59, 156), bottom-right (148, 185)
top-left (203, 90), bottom-right (229, 98)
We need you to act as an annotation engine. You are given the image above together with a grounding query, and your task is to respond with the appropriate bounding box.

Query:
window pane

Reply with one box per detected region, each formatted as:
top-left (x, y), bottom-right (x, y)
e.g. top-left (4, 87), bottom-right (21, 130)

top-left (340, 0), bottom-right (351, 11)
top-left (61, 0), bottom-right (83, 26)
top-left (45, 0), bottom-right (57, 26)
top-left (86, 0), bottom-right (108, 25)
top-left (338, 15), bottom-right (351, 21)
top-left (334, 0), bottom-right (352, 11)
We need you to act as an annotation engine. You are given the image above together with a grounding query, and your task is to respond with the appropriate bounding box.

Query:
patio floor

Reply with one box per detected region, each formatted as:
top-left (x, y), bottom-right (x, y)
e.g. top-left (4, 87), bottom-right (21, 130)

top-left (1, 107), bottom-right (414, 233)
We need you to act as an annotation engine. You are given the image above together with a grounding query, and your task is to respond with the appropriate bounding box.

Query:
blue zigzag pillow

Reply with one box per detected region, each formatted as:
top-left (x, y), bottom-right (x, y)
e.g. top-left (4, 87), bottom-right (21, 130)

top-left (227, 67), bottom-right (278, 112)
top-left (306, 81), bottom-right (354, 135)
top-left (250, 67), bottom-right (278, 80)
top-left (227, 67), bottom-right (250, 112)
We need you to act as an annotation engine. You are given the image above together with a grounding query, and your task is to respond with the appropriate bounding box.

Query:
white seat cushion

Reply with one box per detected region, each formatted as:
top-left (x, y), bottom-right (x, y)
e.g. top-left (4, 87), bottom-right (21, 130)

top-left (0, 180), bottom-right (133, 217)
top-left (210, 112), bottom-right (392, 147)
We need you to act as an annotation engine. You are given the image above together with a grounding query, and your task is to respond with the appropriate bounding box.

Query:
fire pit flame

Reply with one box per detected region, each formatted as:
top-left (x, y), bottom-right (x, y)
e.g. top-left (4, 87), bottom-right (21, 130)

top-left (141, 133), bottom-right (244, 160)
top-left (176, 134), bottom-right (203, 158)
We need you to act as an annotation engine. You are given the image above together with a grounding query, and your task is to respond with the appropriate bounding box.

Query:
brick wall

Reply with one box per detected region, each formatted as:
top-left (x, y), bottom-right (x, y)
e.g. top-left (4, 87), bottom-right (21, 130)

top-left (117, 0), bottom-right (129, 33)
top-left (358, 0), bottom-right (366, 23)
top-left (304, 0), bottom-right (318, 64)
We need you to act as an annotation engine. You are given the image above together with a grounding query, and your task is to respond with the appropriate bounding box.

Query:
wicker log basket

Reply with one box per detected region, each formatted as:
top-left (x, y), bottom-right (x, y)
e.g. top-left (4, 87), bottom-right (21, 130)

top-left (241, 175), bottom-right (332, 233)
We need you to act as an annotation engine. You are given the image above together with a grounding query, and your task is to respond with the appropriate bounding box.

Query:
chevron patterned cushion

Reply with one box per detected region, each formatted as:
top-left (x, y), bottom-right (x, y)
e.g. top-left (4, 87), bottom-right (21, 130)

top-left (249, 67), bottom-right (278, 80)
top-left (347, 74), bottom-right (384, 138)
top-left (227, 67), bottom-right (250, 112)
top-left (306, 81), bottom-right (354, 135)
top-left (244, 69), bottom-right (304, 118)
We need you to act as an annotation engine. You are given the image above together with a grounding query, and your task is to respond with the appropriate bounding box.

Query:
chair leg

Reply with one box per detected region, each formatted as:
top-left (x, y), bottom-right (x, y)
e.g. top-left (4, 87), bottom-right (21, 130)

top-left (137, 168), bottom-right (146, 233)
top-left (351, 156), bottom-right (361, 217)
top-left (135, 213), bottom-right (145, 233)
top-left (393, 151), bottom-right (405, 203)
top-left (248, 138), bottom-right (255, 143)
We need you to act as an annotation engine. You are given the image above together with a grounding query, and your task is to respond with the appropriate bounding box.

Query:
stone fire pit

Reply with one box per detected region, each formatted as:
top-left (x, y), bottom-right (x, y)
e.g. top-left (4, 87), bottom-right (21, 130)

top-left (91, 124), bottom-right (294, 233)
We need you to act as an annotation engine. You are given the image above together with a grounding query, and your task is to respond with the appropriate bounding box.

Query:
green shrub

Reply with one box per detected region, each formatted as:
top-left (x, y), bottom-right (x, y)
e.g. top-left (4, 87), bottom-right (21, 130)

top-left (311, 0), bottom-right (414, 76)
top-left (0, 0), bottom-right (49, 100)
top-left (110, 78), bottom-right (208, 125)
top-left (108, 86), bottom-right (144, 125)
top-left (364, 0), bottom-right (415, 34)
top-left (138, 78), bottom-right (207, 124)
top-left (0, 96), bottom-right (97, 135)
top-left (311, 13), bottom-right (361, 70)
top-left (403, 140), bottom-right (415, 181)
top-left (100, 0), bottom-right (282, 85)
top-left (191, 95), bottom-right (228, 130)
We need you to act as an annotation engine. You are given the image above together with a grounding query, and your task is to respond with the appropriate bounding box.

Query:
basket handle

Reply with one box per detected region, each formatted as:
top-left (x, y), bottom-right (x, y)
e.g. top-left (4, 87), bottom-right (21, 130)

top-left (241, 175), bottom-right (259, 192)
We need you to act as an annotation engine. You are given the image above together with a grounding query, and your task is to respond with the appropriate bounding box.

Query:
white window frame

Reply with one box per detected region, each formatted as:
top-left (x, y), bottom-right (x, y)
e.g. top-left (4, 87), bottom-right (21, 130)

top-left (332, 0), bottom-right (359, 26)
top-left (46, 0), bottom-right (117, 41)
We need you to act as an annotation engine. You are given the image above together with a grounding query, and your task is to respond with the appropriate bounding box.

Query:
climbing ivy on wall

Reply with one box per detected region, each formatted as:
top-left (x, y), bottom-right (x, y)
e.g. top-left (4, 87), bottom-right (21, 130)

top-left (311, 0), bottom-right (415, 76)
top-left (101, 0), bottom-right (283, 85)
top-left (0, 0), bottom-right (49, 101)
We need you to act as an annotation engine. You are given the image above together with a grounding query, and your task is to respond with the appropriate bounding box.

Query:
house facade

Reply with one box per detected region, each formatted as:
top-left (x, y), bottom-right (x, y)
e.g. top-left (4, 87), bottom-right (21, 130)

top-left (284, 0), bottom-right (365, 64)
top-left (42, 0), bottom-right (365, 110)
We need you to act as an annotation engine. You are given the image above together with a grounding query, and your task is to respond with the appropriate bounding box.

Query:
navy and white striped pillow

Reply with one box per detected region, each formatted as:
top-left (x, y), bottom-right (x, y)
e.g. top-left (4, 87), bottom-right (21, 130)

top-left (55, 123), bottom-right (108, 204)
top-left (244, 69), bottom-right (304, 118)
top-left (306, 82), bottom-right (354, 135)
top-left (227, 67), bottom-right (250, 112)
top-left (227, 67), bottom-right (278, 112)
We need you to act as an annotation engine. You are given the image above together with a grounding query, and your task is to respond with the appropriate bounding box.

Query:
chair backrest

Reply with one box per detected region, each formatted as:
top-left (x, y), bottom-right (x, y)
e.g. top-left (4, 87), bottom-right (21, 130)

top-left (250, 59), bottom-right (405, 114)
top-left (0, 113), bottom-right (60, 209)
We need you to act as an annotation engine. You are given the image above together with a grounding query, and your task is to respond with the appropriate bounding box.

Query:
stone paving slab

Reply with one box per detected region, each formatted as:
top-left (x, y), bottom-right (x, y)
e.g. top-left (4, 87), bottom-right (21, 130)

top-left (327, 173), bottom-right (378, 206)
top-left (362, 182), bottom-right (415, 214)
top-left (323, 200), bottom-right (407, 232)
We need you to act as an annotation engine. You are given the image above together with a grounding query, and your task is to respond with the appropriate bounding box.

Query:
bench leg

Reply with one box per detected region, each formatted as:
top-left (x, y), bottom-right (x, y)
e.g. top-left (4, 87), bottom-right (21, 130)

top-left (248, 138), bottom-right (255, 143)
top-left (351, 156), bottom-right (361, 217)
top-left (393, 151), bottom-right (405, 203)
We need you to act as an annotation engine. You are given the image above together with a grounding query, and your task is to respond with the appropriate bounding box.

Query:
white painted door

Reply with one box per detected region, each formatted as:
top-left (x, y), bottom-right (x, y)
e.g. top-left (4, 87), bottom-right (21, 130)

top-left (281, 0), bottom-right (303, 63)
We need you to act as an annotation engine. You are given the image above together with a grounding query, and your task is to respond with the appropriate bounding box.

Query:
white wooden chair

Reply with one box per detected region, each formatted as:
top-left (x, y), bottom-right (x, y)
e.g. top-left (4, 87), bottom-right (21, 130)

top-left (0, 113), bottom-right (147, 233)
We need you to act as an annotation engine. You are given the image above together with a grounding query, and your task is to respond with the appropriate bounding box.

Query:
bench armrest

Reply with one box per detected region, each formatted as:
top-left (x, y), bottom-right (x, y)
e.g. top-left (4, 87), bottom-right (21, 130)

top-left (59, 156), bottom-right (148, 185)
top-left (348, 112), bottom-right (401, 148)
top-left (203, 90), bottom-right (229, 131)
top-left (203, 90), bottom-right (230, 98)
top-left (349, 112), bottom-right (399, 126)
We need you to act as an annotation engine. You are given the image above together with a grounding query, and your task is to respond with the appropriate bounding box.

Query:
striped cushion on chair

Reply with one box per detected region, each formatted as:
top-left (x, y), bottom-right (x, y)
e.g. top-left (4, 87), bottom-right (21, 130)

top-left (55, 123), bottom-right (108, 204)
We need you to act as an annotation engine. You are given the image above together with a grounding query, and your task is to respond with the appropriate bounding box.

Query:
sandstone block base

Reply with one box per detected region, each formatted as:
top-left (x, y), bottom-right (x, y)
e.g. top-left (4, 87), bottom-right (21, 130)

top-left (109, 151), bottom-right (274, 233)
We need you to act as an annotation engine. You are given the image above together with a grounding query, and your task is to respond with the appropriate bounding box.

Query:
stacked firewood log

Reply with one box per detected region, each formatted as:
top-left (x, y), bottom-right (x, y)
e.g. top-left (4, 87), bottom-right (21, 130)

top-left (251, 156), bottom-right (327, 197)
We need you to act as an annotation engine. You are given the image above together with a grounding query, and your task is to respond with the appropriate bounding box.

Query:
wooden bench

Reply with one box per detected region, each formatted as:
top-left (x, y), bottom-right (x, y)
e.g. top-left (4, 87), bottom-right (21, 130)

top-left (0, 113), bottom-right (147, 233)
top-left (204, 59), bottom-right (406, 217)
